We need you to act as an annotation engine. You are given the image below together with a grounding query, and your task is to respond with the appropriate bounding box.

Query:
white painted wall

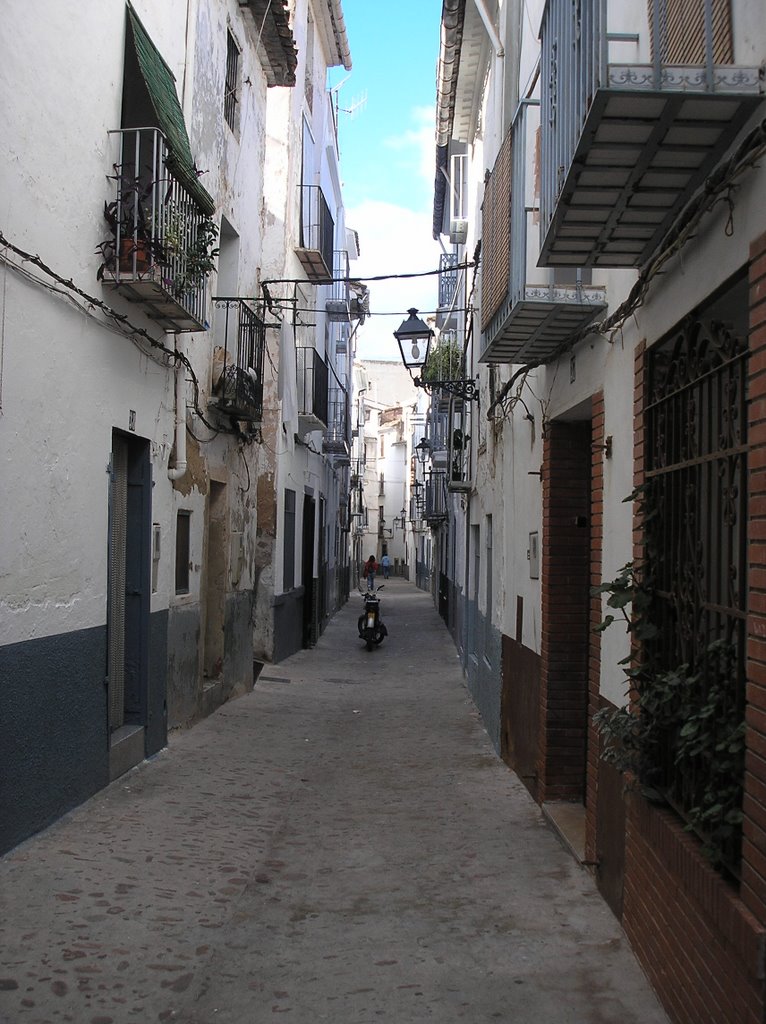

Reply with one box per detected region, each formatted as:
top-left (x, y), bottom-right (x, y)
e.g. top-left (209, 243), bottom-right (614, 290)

top-left (0, 0), bottom-right (275, 647)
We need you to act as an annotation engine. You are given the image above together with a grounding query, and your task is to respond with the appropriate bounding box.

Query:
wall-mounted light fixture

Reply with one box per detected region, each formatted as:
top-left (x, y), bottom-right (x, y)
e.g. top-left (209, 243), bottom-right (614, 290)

top-left (393, 308), bottom-right (479, 403)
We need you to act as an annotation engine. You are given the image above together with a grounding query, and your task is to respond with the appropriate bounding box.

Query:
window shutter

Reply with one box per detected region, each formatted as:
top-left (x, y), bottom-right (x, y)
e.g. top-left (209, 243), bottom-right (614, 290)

top-left (481, 129), bottom-right (512, 332)
top-left (650, 0), bottom-right (733, 65)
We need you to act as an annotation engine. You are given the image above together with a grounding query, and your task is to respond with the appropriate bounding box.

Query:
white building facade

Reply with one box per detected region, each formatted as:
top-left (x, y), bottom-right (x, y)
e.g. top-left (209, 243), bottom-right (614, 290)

top-left (0, 0), bottom-right (354, 853)
top-left (427, 2), bottom-right (766, 1021)
top-left (251, 0), bottom-right (356, 662)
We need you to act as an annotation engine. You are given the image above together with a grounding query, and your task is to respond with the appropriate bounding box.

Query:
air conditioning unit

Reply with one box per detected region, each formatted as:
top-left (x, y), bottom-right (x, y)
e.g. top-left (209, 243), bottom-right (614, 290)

top-left (449, 218), bottom-right (468, 245)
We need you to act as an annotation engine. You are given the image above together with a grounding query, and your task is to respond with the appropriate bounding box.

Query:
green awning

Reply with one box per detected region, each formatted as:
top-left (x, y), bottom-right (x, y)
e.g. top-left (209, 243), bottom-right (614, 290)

top-left (127, 5), bottom-right (216, 216)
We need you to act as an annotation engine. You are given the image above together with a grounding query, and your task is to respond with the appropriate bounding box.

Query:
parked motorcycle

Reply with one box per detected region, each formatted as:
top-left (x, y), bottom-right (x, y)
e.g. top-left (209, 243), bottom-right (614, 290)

top-left (358, 585), bottom-right (387, 651)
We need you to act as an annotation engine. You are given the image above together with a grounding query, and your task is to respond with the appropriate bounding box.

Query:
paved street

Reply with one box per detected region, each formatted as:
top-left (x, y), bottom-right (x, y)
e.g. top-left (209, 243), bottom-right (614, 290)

top-left (0, 579), bottom-right (668, 1024)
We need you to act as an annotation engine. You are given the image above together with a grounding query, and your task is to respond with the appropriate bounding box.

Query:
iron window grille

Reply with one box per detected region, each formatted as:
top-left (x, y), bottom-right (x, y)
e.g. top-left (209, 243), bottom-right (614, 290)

top-left (224, 31), bottom-right (240, 132)
top-left (644, 282), bottom-right (748, 878)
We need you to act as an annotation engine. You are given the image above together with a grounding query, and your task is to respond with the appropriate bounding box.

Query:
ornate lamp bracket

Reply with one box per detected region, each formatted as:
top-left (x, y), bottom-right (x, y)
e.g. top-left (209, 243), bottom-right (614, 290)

top-left (413, 377), bottom-right (480, 403)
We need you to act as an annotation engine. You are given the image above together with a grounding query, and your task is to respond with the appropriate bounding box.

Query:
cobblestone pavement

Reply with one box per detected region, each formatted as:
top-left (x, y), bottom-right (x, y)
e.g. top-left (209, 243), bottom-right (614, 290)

top-left (0, 579), bottom-right (669, 1024)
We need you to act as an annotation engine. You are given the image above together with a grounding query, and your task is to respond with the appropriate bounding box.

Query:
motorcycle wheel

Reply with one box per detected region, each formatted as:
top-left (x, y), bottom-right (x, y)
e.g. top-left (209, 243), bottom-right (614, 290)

top-left (374, 629), bottom-right (385, 645)
top-left (366, 636), bottom-right (374, 651)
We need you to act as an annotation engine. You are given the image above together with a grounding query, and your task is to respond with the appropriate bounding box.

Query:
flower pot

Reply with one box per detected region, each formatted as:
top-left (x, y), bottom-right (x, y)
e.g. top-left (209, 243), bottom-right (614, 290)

top-left (119, 237), bottom-right (150, 274)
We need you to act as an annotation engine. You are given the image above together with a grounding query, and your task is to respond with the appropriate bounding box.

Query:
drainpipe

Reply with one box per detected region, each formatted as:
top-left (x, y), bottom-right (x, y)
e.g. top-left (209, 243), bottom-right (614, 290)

top-left (472, 0), bottom-right (504, 57)
top-left (168, 336), bottom-right (188, 481)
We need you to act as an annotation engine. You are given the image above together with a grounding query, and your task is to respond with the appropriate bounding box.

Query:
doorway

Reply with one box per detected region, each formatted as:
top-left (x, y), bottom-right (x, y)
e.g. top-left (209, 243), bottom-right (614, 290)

top-left (540, 418), bottom-right (592, 803)
top-left (107, 431), bottom-right (151, 778)
top-left (204, 481), bottom-right (228, 680)
top-left (302, 494), bottom-right (316, 647)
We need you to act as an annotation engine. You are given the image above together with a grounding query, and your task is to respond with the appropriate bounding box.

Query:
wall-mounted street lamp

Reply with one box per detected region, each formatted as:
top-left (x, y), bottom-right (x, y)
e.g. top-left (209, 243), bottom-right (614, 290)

top-left (393, 507), bottom-right (407, 531)
top-left (414, 437), bottom-right (432, 465)
top-left (378, 517), bottom-right (393, 539)
top-left (393, 308), bottom-right (479, 403)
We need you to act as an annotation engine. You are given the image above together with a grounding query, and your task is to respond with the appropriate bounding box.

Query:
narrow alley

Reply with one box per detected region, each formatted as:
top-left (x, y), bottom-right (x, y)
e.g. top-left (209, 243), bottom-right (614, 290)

top-left (0, 581), bottom-right (668, 1024)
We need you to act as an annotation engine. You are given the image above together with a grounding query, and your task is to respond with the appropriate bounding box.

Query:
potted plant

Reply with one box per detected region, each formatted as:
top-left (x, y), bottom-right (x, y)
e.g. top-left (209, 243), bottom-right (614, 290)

top-left (96, 168), bottom-right (159, 281)
top-left (97, 162), bottom-right (219, 297)
top-left (168, 214), bottom-right (219, 298)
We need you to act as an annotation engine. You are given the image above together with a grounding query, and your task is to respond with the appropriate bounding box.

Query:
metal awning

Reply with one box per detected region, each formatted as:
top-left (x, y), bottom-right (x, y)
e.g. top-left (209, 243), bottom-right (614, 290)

top-left (540, 84), bottom-right (763, 267)
top-left (480, 287), bottom-right (606, 365)
top-left (127, 5), bottom-right (215, 216)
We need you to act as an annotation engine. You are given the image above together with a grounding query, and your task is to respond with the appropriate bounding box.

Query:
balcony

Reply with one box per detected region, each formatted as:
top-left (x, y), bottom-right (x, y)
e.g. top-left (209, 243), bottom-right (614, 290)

top-left (296, 184), bottom-right (334, 283)
top-left (297, 346), bottom-right (329, 432)
top-left (438, 253), bottom-right (459, 309)
top-left (332, 320), bottom-right (351, 354)
top-left (424, 469), bottom-right (448, 524)
top-left (350, 457), bottom-right (366, 488)
top-left (539, 0), bottom-right (763, 268)
top-left (481, 104), bottom-right (607, 364)
top-left (210, 298), bottom-right (266, 422)
top-left (323, 382), bottom-right (350, 463)
top-left (326, 250), bottom-right (351, 321)
top-left (100, 128), bottom-right (213, 332)
top-left (447, 399), bottom-right (472, 492)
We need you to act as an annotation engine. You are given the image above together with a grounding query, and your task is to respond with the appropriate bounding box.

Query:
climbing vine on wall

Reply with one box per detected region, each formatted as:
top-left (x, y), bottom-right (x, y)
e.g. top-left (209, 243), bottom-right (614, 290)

top-left (593, 492), bottom-right (746, 876)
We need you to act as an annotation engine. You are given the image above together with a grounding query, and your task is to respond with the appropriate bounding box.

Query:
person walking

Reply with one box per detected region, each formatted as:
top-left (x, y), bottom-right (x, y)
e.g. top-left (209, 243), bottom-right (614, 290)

top-left (381, 553), bottom-right (391, 579)
top-left (362, 554), bottom-right (379, 590)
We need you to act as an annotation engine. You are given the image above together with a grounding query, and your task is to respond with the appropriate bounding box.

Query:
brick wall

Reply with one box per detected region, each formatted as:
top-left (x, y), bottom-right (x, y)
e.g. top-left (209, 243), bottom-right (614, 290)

top-left (585, 392), bottom-right (605, 864)
top-left (539, 421), bottom-right (592, 802)
top-left (744, 229), bottom-right (766, 927)
top-left (621, 236), bottom-right (766, 1023)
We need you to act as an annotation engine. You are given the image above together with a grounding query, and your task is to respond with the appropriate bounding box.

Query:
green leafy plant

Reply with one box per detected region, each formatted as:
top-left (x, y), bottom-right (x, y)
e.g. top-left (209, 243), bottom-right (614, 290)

top-left (422, 338), bottom-right (462, 382)
top-left (593, 488), bottom-right (745, 873)
top-left (167, 214), bottom-right (219, 297)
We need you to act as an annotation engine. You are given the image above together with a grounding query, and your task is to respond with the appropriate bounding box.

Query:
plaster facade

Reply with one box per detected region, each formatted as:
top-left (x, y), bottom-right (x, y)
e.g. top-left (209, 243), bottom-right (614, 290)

top-left (0, 0), bottom-right (354, 852)
top-left (428, 1), bottom-right (766, 1020)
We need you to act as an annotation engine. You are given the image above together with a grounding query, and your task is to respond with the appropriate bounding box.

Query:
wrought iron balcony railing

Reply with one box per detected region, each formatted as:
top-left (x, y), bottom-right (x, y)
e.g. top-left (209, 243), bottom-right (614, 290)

top-left (326, 250), bottom-right (351, 321)
top-left (323, 385), bottom-right (350, 462)
top-left (438, 252), bottom-right (459, 309)
top-left (538, 0), bottom-right (763, 268)
top-left (210, 298), bottom-right (266, 422)
top-left (424, 469), bottom-right (448, 524)
top-left (101, 128), bottom-right (213, 332)
top-left (297, 346), bottom-right (329, 430)
top-left (296, 184), bottom-right (334, 283)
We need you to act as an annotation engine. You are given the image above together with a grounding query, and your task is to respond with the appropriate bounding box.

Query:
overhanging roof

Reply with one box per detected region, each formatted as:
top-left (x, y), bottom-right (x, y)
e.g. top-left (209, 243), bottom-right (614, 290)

top-left (240, 0), bottom-right (299, 87)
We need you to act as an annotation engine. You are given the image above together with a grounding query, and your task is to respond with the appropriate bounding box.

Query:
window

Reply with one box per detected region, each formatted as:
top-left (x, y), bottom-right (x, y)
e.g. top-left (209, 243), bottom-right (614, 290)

top-left (224, 30), bottom-right (240, 132)
top-left (175, 511), bottom-right (191, 594)
top-left (450, 151), bottom-right (468, 221)
top-left (283, 489), bottom-right (296, 591)
top-left (304, 12), bottom-right (315, 111)
top-left (471, 524), bottom-right (480, 656)
top-left (485, 516), bottom-right (493, 662)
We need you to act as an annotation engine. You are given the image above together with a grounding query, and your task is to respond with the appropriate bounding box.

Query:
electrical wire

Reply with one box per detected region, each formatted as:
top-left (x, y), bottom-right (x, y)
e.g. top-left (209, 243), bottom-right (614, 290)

top-left (0, 230), bottom-right (251, 441)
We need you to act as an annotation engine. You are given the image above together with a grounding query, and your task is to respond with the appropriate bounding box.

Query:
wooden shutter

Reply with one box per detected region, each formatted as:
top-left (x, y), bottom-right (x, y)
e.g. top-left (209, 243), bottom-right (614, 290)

top-left (651, 0), bottom-right (733, 65)
top-left (481, 129), bottom-right (512, 332)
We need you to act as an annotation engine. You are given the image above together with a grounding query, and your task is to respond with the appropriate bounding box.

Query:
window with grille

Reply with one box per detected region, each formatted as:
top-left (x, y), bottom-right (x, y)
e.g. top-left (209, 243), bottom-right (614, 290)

top-left (643, 275), bottom-right (748, 877)
top-left (224, 30), bottom-right (240, 132)
top-left (283, 489), bottom-right (296, 591)
top-left (175, 511), bottom-right (191, 594)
